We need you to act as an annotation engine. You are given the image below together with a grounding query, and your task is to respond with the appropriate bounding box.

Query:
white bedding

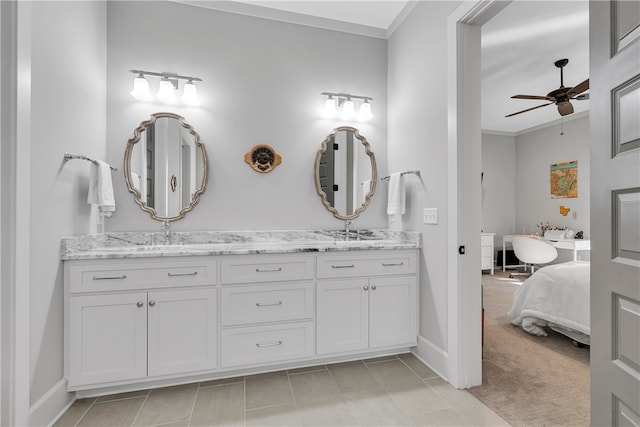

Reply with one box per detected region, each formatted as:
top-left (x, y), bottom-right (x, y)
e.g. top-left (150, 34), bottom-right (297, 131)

top-left (508, 261), bottom-right (590, 344)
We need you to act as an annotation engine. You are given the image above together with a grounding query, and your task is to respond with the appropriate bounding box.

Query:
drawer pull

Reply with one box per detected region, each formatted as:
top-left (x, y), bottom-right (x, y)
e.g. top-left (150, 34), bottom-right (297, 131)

top-left (332, 264), bottom-right (355, 269)
top-left (256, 301), bottom-right (283, 307)
top-left (371, 285), bottom-right (377, 290)
top-left (382, 262), bottom-right (404, 267)
top-left (256, 340), bottom-right (283, 348)
top-left (149, 300), bottom-right (156, 307)
top-left (363, 285), bottom-right (369, 291)
top-left (136, 301), bottom-right (144, 308)
top-left (167, 272), bottom-right (198, 277)
top-left (92, 275), bottom-right (127, 281)
top-left (255, 267), bottom-right (283, 273)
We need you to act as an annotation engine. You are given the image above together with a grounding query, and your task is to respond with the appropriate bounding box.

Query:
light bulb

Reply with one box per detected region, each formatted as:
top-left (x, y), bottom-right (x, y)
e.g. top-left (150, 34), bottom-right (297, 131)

top-left (357, 99), bottom-right (373, 121)
top-left (181, 80), bottom-right (199, 106)
top-left (129, 74), bottom-right (152, 100)
top-left (340, 98), bottom-right (355, 120)
top-left (323, 95), bottom-right (337, 118)
top-left (157, 77), bottom-right (176, 103)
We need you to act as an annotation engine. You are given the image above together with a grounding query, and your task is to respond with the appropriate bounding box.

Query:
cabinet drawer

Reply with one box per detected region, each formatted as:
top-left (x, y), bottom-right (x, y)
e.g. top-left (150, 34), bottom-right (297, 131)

top-left (481, 256), bottom-right (493, 269)
top-left (481, 246), bottom-right (492, 257)
top-left (220, 255), bottom-right (314, 284)
top-left (221, 282), bottom-right (314, 326)
top-left (220, 322), bottom-right (313, 368)
top-left (66, 258), bottom-right (217, 293)
top-left (317, 251), bottom-right (417, 279)
top-left (481, 235), bottom-right (493, 246)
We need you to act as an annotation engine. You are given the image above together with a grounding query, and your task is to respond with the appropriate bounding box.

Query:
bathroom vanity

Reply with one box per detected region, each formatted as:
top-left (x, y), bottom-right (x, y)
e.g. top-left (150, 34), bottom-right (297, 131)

top-left (61, 230), bottom-right (420, 396)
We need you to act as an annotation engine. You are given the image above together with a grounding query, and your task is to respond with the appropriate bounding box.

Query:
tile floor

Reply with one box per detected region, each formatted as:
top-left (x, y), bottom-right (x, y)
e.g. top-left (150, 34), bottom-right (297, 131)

top-left (54, 354), bottom-right (509, 427)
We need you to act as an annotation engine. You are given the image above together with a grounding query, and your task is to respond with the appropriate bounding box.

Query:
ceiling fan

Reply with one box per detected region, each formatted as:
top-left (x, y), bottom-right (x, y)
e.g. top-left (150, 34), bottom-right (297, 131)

top-left (506, 58), bottom-right (589, 117)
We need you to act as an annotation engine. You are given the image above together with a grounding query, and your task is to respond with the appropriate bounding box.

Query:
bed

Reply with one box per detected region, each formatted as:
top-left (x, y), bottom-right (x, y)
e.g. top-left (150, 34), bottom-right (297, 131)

top-left (508, 260), bottom-right (590, 345)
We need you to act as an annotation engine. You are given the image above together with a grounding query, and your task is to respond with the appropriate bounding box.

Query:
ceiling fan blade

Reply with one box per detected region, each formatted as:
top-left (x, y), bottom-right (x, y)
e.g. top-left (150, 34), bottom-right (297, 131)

top-left (511, 94), bottom-right (552, 100)
top-left (567, 79), bottom-right (589, 96)
top-left (505, 102), bottom-right (554, 117)
top-left (572, 93), bottom-right (589, 100)
top-left (557, 101), bottom-right (574, 116)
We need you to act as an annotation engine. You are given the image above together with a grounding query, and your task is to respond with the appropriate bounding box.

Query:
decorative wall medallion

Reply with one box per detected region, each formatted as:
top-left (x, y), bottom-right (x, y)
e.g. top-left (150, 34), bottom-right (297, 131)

top-left (244, 144), bottom-right (282, 173)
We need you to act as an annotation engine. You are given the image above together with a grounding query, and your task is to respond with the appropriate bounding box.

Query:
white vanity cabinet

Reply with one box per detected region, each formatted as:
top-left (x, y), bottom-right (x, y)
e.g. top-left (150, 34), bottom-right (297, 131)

top-left (316, 251), bottom-right (418, 355)
top-left (65, 257), bottom-right (218, 390)
top-left (63, 245), bottom-right (420, 395)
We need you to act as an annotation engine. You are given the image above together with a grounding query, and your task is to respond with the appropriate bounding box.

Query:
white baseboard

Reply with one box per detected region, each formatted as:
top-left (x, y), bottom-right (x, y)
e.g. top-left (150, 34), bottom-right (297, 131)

top-left (29, 379), bottom-right (74, 427)
top-left (412, 334), bottom-right (449, 382)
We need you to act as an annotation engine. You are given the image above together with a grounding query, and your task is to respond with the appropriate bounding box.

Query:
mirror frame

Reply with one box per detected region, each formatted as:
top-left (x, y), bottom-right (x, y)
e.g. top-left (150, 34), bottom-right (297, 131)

top-left (314, 126), bottom-right (377, 220)
top-left (124, 112), bottom-right (208, 222)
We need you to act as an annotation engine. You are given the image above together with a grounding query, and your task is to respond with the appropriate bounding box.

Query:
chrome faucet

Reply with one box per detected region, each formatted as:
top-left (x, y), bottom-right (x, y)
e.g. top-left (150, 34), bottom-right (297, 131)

top-left (344, 220), bottom-right (353, 241)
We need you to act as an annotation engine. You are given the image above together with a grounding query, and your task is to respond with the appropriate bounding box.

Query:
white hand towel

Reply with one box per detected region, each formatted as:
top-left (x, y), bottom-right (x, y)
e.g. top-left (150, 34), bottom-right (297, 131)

top-left (386, 172), bottom-right (406, 216)
top-left (88, 160), bottom-right (116, 217)
top-left (362, 179), bottom-right (372, 204)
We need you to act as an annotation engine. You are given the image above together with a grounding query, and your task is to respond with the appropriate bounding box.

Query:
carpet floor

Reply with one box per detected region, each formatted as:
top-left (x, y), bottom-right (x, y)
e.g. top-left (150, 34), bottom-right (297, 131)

top-left (468, 270), bottom-right (590, 427)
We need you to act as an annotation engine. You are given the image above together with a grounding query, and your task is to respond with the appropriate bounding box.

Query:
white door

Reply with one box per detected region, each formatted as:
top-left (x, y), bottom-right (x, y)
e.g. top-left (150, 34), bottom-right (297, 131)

top-left (316, 279), bottom-right (369, 355)
top-left (68, 293), bottom-right (147, 387)
top-left (147, 288), bottom-right (217, 377)
top-left (369, 276), bottom-right (417, 349)
top-left (590, 2), bottom-right (640, 425)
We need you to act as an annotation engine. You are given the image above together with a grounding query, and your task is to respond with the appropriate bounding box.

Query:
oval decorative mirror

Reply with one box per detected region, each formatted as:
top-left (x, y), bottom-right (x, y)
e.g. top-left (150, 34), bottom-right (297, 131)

top-left (124, 112), bottom-right (208, 221)
top-left (314, 126), bottom-right (377, 220)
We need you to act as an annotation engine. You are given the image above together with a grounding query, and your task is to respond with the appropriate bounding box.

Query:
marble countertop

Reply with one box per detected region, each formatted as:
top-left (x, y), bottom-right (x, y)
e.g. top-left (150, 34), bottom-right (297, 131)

top-left (60, 229), bottom-right (422, 260)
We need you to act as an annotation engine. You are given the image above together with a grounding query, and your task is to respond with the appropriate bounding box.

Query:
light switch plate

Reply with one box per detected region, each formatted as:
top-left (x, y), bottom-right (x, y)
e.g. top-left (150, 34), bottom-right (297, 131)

top-left (423, 208), bottom-right (438, 224)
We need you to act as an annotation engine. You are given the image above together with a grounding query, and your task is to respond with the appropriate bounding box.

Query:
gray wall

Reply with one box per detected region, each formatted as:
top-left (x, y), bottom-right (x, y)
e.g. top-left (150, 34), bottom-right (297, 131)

top-left (515, 116), bottom-right (590, 261)
top-left (388, 1), bottom-right (462, 360)
top-left (106, 1), bottom-right (388, 233)
top-left (29, 0), bottom-right (107, 410)
top-left (481, 133), bottom-right (517, 254)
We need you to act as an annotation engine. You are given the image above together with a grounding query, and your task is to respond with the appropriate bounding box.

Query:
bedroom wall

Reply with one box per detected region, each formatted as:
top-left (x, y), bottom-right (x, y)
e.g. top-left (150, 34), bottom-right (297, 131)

top-left (481, 132), bottom-right (517, 255)
top-left (515, 115), bottom-right (590, 262)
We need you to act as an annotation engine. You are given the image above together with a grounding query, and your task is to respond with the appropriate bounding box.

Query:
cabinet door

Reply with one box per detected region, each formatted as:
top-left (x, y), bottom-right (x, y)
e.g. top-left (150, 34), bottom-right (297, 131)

top-left (316, 279), bottom-right (369, 355)
top-left (147, 288), bottom-right (217, 377)
top-left (69, 293), bottom-right (147, 387)
top-left (369, 276), bottom-right (417, 348)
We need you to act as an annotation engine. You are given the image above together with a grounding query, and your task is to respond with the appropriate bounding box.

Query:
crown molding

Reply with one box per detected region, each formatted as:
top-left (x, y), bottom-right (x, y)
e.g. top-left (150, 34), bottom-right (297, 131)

top-left (171, 0), bottom-right (388, 39)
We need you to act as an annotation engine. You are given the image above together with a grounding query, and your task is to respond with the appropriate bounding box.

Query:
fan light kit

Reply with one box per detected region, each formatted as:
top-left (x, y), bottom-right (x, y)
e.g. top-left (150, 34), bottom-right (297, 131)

top-left (506, 58), bottom-right (589, 118)
top-left (322, 92), bottom-right (373, 122)
top-left (129, 70), bottom-right (202, 105)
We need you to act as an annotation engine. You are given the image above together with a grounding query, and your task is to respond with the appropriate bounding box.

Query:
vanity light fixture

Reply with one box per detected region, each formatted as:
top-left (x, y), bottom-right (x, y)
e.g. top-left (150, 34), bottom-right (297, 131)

top-left (130, 73), bottom-right (153, 101)
top-left (129, 70), bottom-right (202, 105)
top-left (321, 92), bottom-right (373, 122)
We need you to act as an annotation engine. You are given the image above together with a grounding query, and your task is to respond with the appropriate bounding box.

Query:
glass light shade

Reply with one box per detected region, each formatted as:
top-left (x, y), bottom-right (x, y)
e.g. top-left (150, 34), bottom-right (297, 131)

top-left (323, 96), bottom-right (337, 118)
top-left (130, 75), bottom-right (152, 100)
top-left (357, 100), bottom-right (373, 121)
top-left (157, 78), bottom-right (176, 103)
top-left (340, 98), bottom-right (355, 120)
top-left (181, 81), bottom-right (200, 106)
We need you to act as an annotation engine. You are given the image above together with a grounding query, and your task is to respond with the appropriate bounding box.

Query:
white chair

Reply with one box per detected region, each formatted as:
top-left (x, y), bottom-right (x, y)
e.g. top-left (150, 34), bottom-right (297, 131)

top-left (509, 236), bottom-right (558, 278)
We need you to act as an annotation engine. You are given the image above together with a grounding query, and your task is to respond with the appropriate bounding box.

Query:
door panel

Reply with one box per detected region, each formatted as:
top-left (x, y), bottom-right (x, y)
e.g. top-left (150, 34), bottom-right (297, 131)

top-left (68, 293), bottom-right (147, 386)
top-left (590, 2), bottom-right (640, 425)
top-left (316, 279), bottom-right (368, 355)
top-left (369, 276), bottom-right (417, 348)
top-left (147, 289), bottom-right (217, 377)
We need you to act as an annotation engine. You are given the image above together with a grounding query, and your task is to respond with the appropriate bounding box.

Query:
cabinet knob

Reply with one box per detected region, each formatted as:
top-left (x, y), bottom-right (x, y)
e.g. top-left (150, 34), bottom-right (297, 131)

top-left (371, 285), bottom-right (377, 290)
top-left (136, 301), bottom-right (144, 308)
top-left (363, 285), bottom-right (369, 291)
top-left (148, 300), bottom-right (156, 307)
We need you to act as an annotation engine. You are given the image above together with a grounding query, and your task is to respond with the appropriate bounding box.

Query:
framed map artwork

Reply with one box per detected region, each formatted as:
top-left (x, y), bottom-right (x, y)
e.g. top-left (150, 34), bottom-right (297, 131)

top-left (550, 160), bottom-right (578, 199)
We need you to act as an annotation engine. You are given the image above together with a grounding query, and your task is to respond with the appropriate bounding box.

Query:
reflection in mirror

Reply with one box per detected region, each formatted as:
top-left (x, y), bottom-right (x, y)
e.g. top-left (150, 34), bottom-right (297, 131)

top-left (314, 126), bottom-right (376, 220)
top-left (124, 112), bottom-right (208, 221)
